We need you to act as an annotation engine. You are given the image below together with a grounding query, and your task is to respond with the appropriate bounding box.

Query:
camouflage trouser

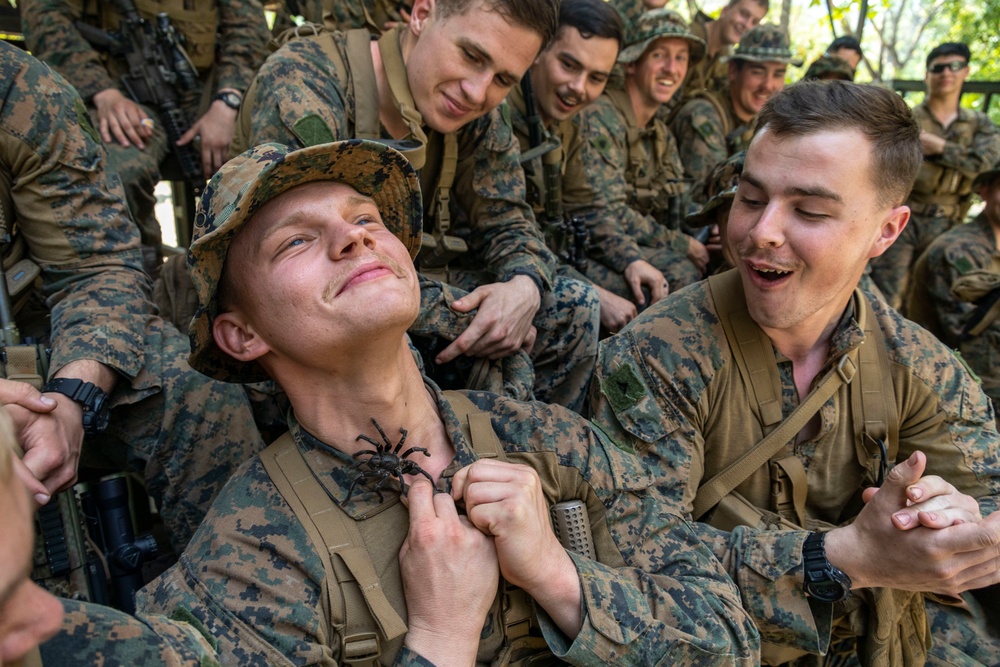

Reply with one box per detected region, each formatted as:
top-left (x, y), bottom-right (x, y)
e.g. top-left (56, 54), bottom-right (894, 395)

top-left (869, 213), bottom-right (954, 311)
top-left (807, 594), bottom-right (1000, 667)
top-left (417, 271), bottom-right (599, 415)
top-left (40, 598), bottom-right (219, 665)
top-left (585, 244), bottom-right (702, 305)
top-left (86, 319), bottom-right (266, 551)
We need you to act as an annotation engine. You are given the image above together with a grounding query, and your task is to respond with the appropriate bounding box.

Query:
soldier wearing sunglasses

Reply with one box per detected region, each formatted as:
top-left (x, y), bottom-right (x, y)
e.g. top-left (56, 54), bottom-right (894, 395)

top-left (870, 42), bottom-right (1000, 310)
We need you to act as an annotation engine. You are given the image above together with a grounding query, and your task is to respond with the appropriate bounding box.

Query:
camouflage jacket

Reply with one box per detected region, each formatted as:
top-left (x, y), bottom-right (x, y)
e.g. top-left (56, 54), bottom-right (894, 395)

top-left (564, 90), bottom-right (689, 274)
top-left (138, 382), bottom-right (760, 666)
top-left (908, 213), bottom-right (1000, 408)
top-left (908, 102), bottom-right (1000, 209)
top-left (0, 42), bottom-right (156, 388)
top-left (682, 11), bottom-right (730, 103)
top-left (590, 278), bottom-right (1000, 654)
top-left (41, 598), bottom-right (220, 666)
top-left (233, 30), bottom-right (556, 291)
top-left (670, 86), bottom-right (752, 204)
top-left (325, 0), bottom-right (407, 31)
top-left (20, 0), bottom-right (270, 103)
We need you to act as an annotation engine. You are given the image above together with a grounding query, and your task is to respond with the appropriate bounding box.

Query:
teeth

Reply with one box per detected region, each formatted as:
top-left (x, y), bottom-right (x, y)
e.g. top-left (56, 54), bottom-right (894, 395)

top-left (755, 267), bottom-right (790, 275)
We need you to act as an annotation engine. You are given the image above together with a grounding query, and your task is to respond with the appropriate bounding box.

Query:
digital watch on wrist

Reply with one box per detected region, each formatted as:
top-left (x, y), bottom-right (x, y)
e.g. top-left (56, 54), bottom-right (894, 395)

top-left (802, 531), bottom-right (853, 603)
top-left (213, 91), bottom-right (242, 110)
top-left (42, 378), bottom-right (111, 435)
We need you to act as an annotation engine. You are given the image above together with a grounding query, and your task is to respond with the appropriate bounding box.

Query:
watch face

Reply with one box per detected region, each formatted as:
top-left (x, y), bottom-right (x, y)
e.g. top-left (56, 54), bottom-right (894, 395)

top-left (806, 579), bottom-right (847, 603)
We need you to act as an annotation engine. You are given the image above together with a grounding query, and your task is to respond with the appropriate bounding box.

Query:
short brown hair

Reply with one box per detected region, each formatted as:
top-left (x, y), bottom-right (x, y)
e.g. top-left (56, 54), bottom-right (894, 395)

top-left (725, 0), bottom-right (769, 12)
top-left (435, 0), bottom-right (559, 46)
top-left (754, 80), bottom-right (921, 208)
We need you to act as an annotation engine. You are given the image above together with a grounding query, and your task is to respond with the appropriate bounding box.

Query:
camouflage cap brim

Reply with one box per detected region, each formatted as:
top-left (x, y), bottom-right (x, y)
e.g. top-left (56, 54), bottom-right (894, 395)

top-left (618, 9), bottom-right (706, 65)
top-left (973, 167), bottom-right (1000, 189)
top-left (726, 51), bottom-right (804, 66)
top-left (187, 140), bottom-right (423, 384)
top-left (727, 24), bottom-right (803, 66)
top-left (685, 186), bottom-right (738, 228)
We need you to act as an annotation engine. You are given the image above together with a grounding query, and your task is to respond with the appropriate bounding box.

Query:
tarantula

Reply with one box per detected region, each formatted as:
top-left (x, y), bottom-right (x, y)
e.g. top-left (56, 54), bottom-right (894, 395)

top-left (345, 418), bottom-right (433, 502)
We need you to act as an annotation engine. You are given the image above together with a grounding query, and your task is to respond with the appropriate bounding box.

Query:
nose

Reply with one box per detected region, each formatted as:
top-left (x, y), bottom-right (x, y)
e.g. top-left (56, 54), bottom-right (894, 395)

top-left (747, 203), bottom-right (785, 248)
top-left (328, 222), bottom-right (375, 260)
top-left (461, 71), bottom-right (491, 108)
top-left (567, 71), bottom-right (586, 98)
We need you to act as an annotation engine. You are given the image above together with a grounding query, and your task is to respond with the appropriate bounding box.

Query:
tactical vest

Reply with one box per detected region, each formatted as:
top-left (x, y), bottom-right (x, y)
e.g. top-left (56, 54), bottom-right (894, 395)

top-left (258, 391), bottom-right (568, 666)
top-left (692, 270), bottom-right (931, 666)
top-left (603, 88), bottom-right (688, 223)
top-left (274, 26), bottom-right (463, 275)
top-left (77, 0), bottom-right (218, 72)
top-left (908, 104), bottom-right (985, 222)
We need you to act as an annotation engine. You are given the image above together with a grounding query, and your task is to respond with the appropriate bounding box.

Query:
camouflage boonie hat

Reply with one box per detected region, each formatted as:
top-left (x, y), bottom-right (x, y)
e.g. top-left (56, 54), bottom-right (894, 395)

top-left (804, 55), bottom-right (854, 81)
top-left (617, 9), bottom-right (706, 65)
top-left (686, 151), bottom-right (745, 227)
top-left (187, 140), bottom-right (423, 383)
top-left (729, 24), bottom-right (803, 66)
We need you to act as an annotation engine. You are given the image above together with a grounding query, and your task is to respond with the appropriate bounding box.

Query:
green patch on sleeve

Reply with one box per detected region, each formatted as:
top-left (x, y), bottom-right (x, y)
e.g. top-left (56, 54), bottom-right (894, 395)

top-left (952, 350), bottom-right (982, 384)
top-left (953, 256), bottom-right (976, 275)
top-left (74, 97), bottom-right (100, 145)
top-left (170, 606), bottom-right (220, 651)
top-left (602, 363), bottom-right (648, 415)
top-left (293, 114), bottom-right (335, 147)
top-left (590, 134), bottom-right (612, 160)
top-left (695, 120), bottom-right (716, 143)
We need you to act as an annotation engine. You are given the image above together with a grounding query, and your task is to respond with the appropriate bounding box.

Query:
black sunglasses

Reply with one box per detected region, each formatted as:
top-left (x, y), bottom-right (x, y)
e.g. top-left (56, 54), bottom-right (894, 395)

top-left (928, 61), bottom-right (967, 74)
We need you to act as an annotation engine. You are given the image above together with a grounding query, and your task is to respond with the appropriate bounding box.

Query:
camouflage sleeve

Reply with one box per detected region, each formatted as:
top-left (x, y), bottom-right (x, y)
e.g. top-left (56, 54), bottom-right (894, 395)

top-left (670, 98), bottom-right (728, 204)
top-left (587, 288), bottom-right (832, 653)
top-left (564, 101), bottom-right (650, 274)
top-left (41, 599), bottom-right (220, 665)
top-left (454, 104), bottom-right (556, 290)
top-left (0, 49), bottom-right (150, 380)
top-left (871, 296), bottom-right (1000, 517)
top-left (235, 34), bottom-right (352, 157)
top-left (467, 393), bottom-right (761, 664)
top-left (938, 112), bottom-right (1000, 177)
top-left (19, 0), bottom-right (117, 101)
top-left (213, 0), bottom-right (271, 94)
top-left (916, 225), bottom-right (991, 347)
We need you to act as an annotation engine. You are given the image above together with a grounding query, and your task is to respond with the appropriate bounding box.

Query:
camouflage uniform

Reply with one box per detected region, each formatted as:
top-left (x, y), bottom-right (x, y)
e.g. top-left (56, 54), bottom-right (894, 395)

top-left (138, 385), bottom-right (761, 666)
top-left (40, 598), bottom-right (220, 666)
top-left (683, 10), bottom-right (731, 100)
top-left (907, 212), bottom-right (1000, 417)
top-left (569, 90), bottom-right (702, 296)
top-left (21, 0), bottom-right (270, 264)
top-left (233, 28), bottom-right (599, 412)
top-left (870, 101), bottom-right (1000, 309)
top-left (590, 275), bottom-right (1000, 664)
top-left (0, 42), bottom-right (264, 550)
top-left (670, 25), bottom-right (800, 205)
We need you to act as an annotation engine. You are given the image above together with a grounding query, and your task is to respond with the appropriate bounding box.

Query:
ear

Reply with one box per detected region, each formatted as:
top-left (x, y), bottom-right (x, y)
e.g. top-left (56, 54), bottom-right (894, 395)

top-left (728, 59), bottom-right (739, 83)
top-left (869, 205), bottom-right (910, 259)
top-left (408, 0), bottom-right (433, 37)
top-left (213, 312), bottom-right (270, 364)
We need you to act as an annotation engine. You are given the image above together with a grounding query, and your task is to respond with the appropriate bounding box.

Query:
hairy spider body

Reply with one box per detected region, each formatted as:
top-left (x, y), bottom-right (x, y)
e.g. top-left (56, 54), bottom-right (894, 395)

top-left (346, 418), bottom-right (433, 502)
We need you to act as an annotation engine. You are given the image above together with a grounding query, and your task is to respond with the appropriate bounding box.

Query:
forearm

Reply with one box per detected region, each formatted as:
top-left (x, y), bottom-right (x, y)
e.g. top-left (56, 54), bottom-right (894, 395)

top-left (214, 0), bottom-right (271, 93)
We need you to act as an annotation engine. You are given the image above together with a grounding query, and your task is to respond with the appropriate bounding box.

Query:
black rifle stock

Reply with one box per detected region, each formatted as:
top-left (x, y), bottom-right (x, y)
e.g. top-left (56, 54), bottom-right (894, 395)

top-left (74, 0), bottom-right (204, 190)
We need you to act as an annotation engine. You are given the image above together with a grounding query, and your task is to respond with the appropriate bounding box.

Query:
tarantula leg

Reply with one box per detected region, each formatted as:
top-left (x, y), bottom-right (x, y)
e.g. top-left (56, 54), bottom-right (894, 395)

top-left (399, 446), bottom-right (430, 459)
top-left (345, 473), bottom-right (367, 502)
top-left (392, 428), bottom-right (408, 454)
top-left (352, 448), bottom-right (378, 461)
top-left (355, 434), bottom-right (382, 449)
top-left (369, 418), bottom-right (392, 447)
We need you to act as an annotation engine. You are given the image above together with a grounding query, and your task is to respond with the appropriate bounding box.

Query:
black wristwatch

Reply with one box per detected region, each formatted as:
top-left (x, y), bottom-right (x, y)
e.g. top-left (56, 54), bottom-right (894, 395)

top-left (802, 531), bottom-right (853, 603)
top-left (42, 378), bottom-right (111, 435)
top-left (213, 91), bottom-right (242, 110)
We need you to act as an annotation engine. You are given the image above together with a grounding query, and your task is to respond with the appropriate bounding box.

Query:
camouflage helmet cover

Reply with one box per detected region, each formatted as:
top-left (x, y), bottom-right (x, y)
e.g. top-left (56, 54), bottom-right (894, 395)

top-left (187, 140), bottom-right (424, 383)
top-left (973, 160), bottom-right (1000, 189)
top-left (729, 24), bottom-right (803, 66)
top-left (686, 150), bottom-right (746, 227)
top-left (804, 54), bottom-right (854, 81)
top-left (617, 9), bottom-right (706, 65)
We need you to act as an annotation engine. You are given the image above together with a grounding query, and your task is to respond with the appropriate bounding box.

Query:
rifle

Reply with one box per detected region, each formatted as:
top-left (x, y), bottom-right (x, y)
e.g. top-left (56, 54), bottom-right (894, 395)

top-left (518, 76), bottom-right (588, 273)
top-left (74, 0), bottom-right (204, 192)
